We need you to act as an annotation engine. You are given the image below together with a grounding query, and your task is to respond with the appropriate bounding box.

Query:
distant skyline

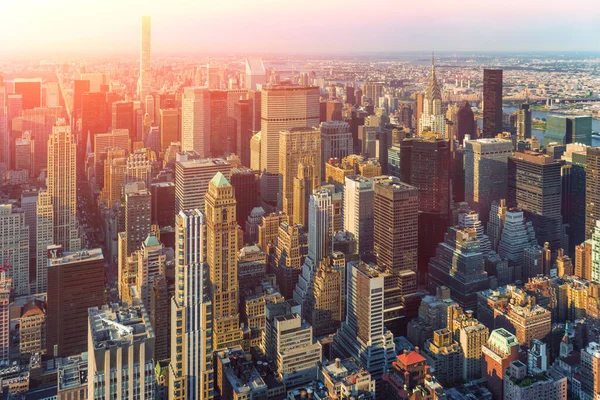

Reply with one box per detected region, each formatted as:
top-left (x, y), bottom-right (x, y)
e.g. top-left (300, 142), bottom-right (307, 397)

top-left (0, 0), bottom-right (598, 55)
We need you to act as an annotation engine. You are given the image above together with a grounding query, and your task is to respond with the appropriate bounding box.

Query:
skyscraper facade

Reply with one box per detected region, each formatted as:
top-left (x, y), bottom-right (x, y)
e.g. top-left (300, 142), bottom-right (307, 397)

top-left (482, 69), bottom-right (503, 138)
top-left (138, 15), bottom-right (152, 102)
top-left (419, 56), bottom-right (445, 136)
top-left (586, 147), bottom-right (600, 240)
top-left (205, 173), bottom-right (243, 349)
top-left (181, 87), bottom-right (211, 157)
top-left (344, 175), bottom-right (374, 257)
top-left (516, 103), bottom-right (532, 142)
top-left (0, 204), bottom-right (29, 295)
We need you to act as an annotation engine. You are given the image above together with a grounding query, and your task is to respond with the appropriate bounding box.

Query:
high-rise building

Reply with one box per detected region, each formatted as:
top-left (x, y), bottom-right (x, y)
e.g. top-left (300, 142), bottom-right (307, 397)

top-left (245, 58), bottom-right (267, 90)
top-left (422, 328), bottom-right (462, 386)
top-left (111, 100), bottom-right (135, 141)
top-left (150, 275), bottom-right (170, 362)
top-left (419, 57), bottom-right (445, 136)
top-left (482, 328), bottom-right (520, 400)
top-left (48, 122), bottom-right (80, 252)
top-left (497, 208), bottom-right (538, 280)
top-left (0, 85), bottom-right (7, 168)
top-left (508, 151), bottom-right (565, 250)
top-left (333, 262), bottom-right (396, 380)
top-left (134, 232), bottom-right (166, 311)
top-left (428, 227), bottom-right (489, 311)
top-left (482, 69), bottom-right (503, 138)
top-left (344, 175), bottom-right (374, 257)
top-left (169, 210), bottom-right (214, 400)
top-left (455, 100), bottom-right (476, 143)
top-left (292, 160), bottom-right (319, 228)
top-left (399, 138), bottom-right (449, 274)
top-left (230, 168), bottom-right (260, 229)
top-left (464, 138), bottom-right (512, 225)
top-left (72, 79), bottom-right (90, 121)
top-left (94, 129), bottom-right (131, 190)
top-left (46, 248), bottom-right (105, 358)
top-left (138, 16), bottom-right (152, 102)
top-left (592, 221), bottom-right (600, 282)
top-left (35, 191), bottom-right (54, 294)
top-left (123, 183), bottom-right (152, 257)
top-left (205, 173), bottom-right (243, 349)
top-left (575, 239), bottom-right (593, 280)
top-left (209, 90), bottom-right (228, 156)
top-left (174, 155), bottom-right (231, 214)
top-left (320, 121), bottom-right (353, 177)
top-left (373, 176), bottom-right (419, 274)
top-left (517, 103), bottom-right (532, 142)
top-left (234, 99), bottom-right (253, 167)
top-left (545, 115), bottom-right (592, 146)
top-left (0, 204), bottom-right (29, 295)
top-left (81, 92), bottom-right (109, 145)
top-left (181, 87), bottom-right (211, 157)
top-left (99, 147), bottom-right (127, 208)
top-left (260, 86), bottom-right (320, 204)
top-left (271, 222), bottom-right (306, 299)
top-left (453, 311), bottom-right (489, 382)
top-left (305, 257), bottom-right (343, 337)
top-left (13, 78), bottom-right (42, 110)
top-left (159, 108), bottom-right (179, 149)
top-left (279, 127), bottom-right (321, 216)
top-left (586, 147), bottom-right (600, 240)
top-left (88, 302), bottom-right (155, 399)
top-left (0, 272), bottom-right (10, 364)
top-left (579, 342), bottom-right (600, 400)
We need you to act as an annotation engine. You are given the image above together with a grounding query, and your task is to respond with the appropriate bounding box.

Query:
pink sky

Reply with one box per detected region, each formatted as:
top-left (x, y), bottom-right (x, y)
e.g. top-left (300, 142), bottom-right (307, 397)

top-left (0, 0), bottom-right (598, 55)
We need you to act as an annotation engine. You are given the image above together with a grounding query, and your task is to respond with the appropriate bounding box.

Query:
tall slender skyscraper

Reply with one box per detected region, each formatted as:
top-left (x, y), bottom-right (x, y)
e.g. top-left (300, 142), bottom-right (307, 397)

top-left (138, 16), bottom-right (152, 102)
top-left (419, 54), bottom-right (445, 136)
top-left (205, 172), bottom-right (243, 350)
top-left (482, 69), bottom-right (503, 138)
top-left (516, 103), bottom-right (532, 142)
top-left (0, 205), bottom-right (29, 296)
top-left (35, 191), bottom-right (54, 294)
top-left (586, 147), bottom-right (600, 240)
top-left (169, 210), bottom-right (214, 400)
top-left (181, 87), bottom-right (211, 157)
top-left (47, 122), bottom-right (80, 252)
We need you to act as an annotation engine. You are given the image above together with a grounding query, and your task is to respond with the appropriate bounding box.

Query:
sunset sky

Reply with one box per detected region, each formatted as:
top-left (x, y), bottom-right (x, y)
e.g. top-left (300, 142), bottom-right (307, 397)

top-left (1, 0), bottom-right (598, 55)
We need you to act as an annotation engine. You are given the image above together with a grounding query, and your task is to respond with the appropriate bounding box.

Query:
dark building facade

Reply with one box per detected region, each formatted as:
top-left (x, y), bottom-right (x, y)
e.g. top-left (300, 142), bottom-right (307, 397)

top-left (234, 99), bottom-right (253, 167)
top-left (482, 69), bottom-right (503, 138)
top-left (508, 151), bottom-right (565, 251)
top-left (455, 100), bottom-right (476, 143)
top-left (586, 147), bottom-right (600, 240)
top-left (230, 168), bottom-right (260, 229)
top-left (46, 248), bottom-right (105, 358)
top-left (14, 80), bottom-right (42, 110)
top-left (111, 101), bottom-right (135, 142)
top-left (150, 182), bottom-right (175, 228)
top-left (81, 92), bottom-right (109, 146)
top-left (210, 90), bottom-right (229, 157)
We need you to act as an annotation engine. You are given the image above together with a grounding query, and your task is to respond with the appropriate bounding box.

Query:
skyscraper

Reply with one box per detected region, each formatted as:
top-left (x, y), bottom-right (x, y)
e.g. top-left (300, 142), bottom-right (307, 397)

top-left (464, 138), bottom-right (513, 225)
top-left (170, 210), bottom-right (214, 400)
top-left (545, 115), bottom-right (592, 147)
top-left (455, 100), bottom-right (476, 143)
top-left (508, 151), bottom-right (565, 250)
top-left (419, 55), bottom-right (445, 136)
top-left (0, 205), bottom-right (29, 295)
top-left (13, 78), bottom-right (42, 110)
top-left (111, 100), bottom-right (135, 141)
top-left (205, 172), bottom-right (243, 349)
top-left (320, 121), bottom-right (353, 177)
top-left (482, 69), bottom-right (503, 138)
top-left (516, 103), bottom-right (532, 142)
top-left (586, 147), bottom-right (600, 240)
top-left (482, 328), bottom-right (520, 400)
top-left (344, 175), bottom-right (375, 257)
top-left (279, 127), bottom-right (321, 216)
top-left (159, 108), bottom-right (179, 149)
top-left (35, 191), bottom-right (54, 294)
top-left (0, 272), bottom-right (10, 364)
top-left (138, 16), bottom-right (151, 102)
top-left (245, 58), bottom-right (267, 90)
top-left (181, 87), bottom-right (211, 157)
top-left (47, 122), bottom-right (80, 252)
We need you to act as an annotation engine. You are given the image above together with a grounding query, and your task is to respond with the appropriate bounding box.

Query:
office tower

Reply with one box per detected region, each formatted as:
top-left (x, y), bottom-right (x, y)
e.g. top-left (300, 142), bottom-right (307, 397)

top-left (458, 207), bottom-right (492, 255)
top-left (579, 342), bottom-right (600, 400)
top-left (245, 58), bottom-right (267, 90)
top-left (428, 226), bottom-right (489, 311)
top-left (159, 108), bottom-right (179, 149)
top-left (545, 115), bottom-right (592, 146)
top-left (125, 147), bottom-right (155, 187)
top-left (250, 132), bottom-right (261, 171)
top-left (181, 87), bottom-right (211, 157)
top-left (138, 16), bottom-right (152, 101)
top-left (304, 257), bottom-right (342, 337)
top-left (73, 79), bottom-right (90, 119)
top-left (419, 57), bottom-right (445, 136)
top-left (94, 129), bottom-right (131, 190)
top-left (575, 240), bottom-right (593, 280)
top-left (150, 182), bottom-right (175, 227)
top-left (230, 168), bottom-right (260, 229)
top-left (422, 328), bottom-right (462, 386)
top-left (373, 176), bottom-right (418, 273)
top-left (482, 328), bottom-right (520, 400)
top-left (35, 191), bottom-right (54, 294)
top-left (207, 60), bottom-right (220, 89)
top-left (20, 190), bottom-right (37, 265)
top-left (234, 99), bottom-right (253, 166)
top-left (14, 135), bottom-right (32, 174)
top-left (464, 138), bottom-right (512, 225)
top-left (592, 221), bottom-right (600, 282)
top-left (508, 151), bottom-right (565, 250)
top-left (122, 182), bottom-right (151, 256)
top-left (80, 72), bottom-right (109, 92)
top-left (320, 121), bottom-right (352, 177)
top-left (13, 78), bottom-right (42, 109)
top-left (134, 232), bottom-right (166, 310)
top-left (269, 222), bottom-right (305, 299)
top-left (88, 302), bottom-right (155, 399)
top-left (205, 173), bottom-right (243, 349)
top-left (407, 286), bottom-right (459, 347)
top-left (497, 208), bottom-right (537, 275)
top-left (169, 210), bottom-right (214, 400)
top-left (504, 360), bottom-right (567, 400)
top-left (81, 92), bottom-right (109, 144)
top-left (111, 100), bottom-right (135, 140)
top-left (516, 103), bottom-right (532, 142)
top-left (279, 127), bottom-right (321, 216)
top-left (455, 100), bottom-right (476, 143)
top-left (20, 106), bottom-right (61, 175)
top-left (292, 160), bottom-right (318, 228)
top-left (0, 85), bottom-right (7, 167)
top-left (399, 137), bottom-right (450, 274)
top-left (46, 248), bottom-right (104, 357)
top-left (345, 85), bottom-right (356, 105)
top-left (453, 311), bottom-right (489, 382)
top-left (0, 272), bottom-right (10, 363)
top-left (357, 125), bottom-right (377, 157)
top-left (333, 262), bottom-right (396, 380)
top-left (260, 86), bottom-right (320, 204)
top-left (586, 147), bottom-right (600, 240)
top-left (150, 275), bottom-right (170, 361)
top-left (174, 155), bottom-right (231, 214)
top-left (344, 175), bottom-right (374, 257)
top-left (563, 151), bottom-right (587, 251)
top-left (482, 69), bottom-right (503, 138)
top-left (0, 204), bottom-right (29, 296)
top-left (208, 89), bottom-right (228, 156)
top-left (145, 94), bottom-right (155, 123)
top-left (363, 82), bottom-right (383, 105)
top-left (46, 81), bottom-right (60, 107)
top-left (99, 147), bottom-right (127, 207)
top-left (488, 199), bottom-right (508, 252)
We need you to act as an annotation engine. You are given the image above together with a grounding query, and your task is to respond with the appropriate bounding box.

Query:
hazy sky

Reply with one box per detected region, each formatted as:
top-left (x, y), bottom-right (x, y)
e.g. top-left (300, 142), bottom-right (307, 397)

top-left (1, 0), bottom-right (598, 55)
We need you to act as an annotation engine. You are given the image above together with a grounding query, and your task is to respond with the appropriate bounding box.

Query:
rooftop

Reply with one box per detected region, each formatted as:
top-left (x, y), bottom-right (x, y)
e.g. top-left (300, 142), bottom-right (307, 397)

top-left (48, 248), bottom-right (104, 267)
top-left (210, 171), bottom-right (231, 188)
top-left (89, 302), bottom-right (154, 350)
